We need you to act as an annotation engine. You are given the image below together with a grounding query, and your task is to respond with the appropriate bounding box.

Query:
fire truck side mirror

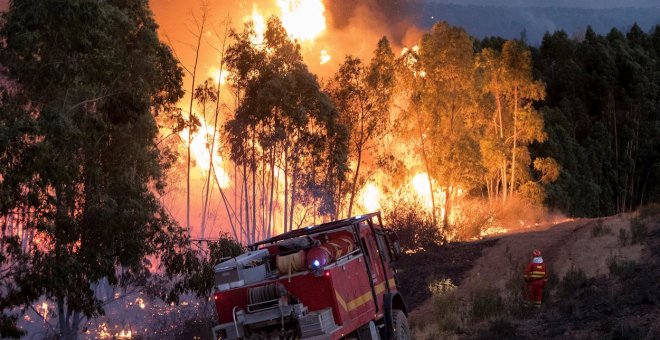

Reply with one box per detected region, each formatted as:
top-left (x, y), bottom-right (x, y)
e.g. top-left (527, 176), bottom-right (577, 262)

top-left (387, 230), bottom-right (402, 260)
top-left (392, 240), bottom-right (402, 260)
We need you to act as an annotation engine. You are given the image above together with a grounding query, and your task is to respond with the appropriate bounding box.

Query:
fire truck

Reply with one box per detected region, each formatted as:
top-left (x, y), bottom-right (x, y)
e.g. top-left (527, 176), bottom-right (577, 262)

top-left (211, 212), bottom-right (409, 339)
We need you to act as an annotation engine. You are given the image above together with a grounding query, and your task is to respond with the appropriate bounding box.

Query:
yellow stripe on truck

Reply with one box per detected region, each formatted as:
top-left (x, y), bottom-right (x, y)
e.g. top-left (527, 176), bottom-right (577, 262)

top-left (336, 281), bottom-right (394, 312)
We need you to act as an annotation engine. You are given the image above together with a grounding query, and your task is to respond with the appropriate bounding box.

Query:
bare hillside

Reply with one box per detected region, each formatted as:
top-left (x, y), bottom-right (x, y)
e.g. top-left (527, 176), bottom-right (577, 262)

top-left (402, 211), bottom-right (660, 339)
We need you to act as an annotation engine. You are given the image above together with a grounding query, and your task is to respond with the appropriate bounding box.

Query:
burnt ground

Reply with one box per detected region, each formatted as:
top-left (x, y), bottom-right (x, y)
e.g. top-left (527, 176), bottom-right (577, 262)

top-left (396, 239), bottom-right (498, 310)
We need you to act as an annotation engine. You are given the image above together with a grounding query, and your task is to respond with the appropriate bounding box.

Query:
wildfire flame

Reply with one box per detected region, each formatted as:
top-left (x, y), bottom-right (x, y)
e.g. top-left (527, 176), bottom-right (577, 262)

top-left (412, 173), bottom-right (433, 210)
top-left (116, 329), bottom-right (133, 339)
top-left (179, 120), bottom-right (230, 188)
top-left (208, 67), bottom-right (230, 86)
top-left (276, 0), bottom-right (326, 43)
top-left (245, 1), bottom-right (327, 47)
top-left (248, 4), bottom-right (266, 46)
top-left (320, 50), bottom-right (331, 64)
top-left (359, 182), bottom-right (382, 213)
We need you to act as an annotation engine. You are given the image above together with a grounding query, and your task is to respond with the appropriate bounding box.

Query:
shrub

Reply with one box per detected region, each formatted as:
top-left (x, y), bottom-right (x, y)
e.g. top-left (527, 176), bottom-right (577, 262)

top-left (629, 218), bottom-right (647, 245)
top-left (618, 228), bottom-right (630, 247)
top-left (451, 199), bottom-right (496, 241)
top-left (607, 256), bottom-right (638, 279)
top-left (610, 322), bottom-right (646, 340)
top-left (503, 263), bottom-right (527, 318)
top-left (591, 219), bottom-right (611, 237)
top-left (470, 286), bottom-right (504, 322)
top-left (429, 279), bottom-right (463, 332)
top-left (559, 266), bottom-right (588, 296)
top-left (383, 198), bottom-right (442, 251)
top-left (638, 203), bottom-right (660, 220)
top-left (542, 266), bottom-right (559, 302)
top-left (428, 278), bottom-right (457, 296)
top-left (481, 317), bottom-right (518, 340)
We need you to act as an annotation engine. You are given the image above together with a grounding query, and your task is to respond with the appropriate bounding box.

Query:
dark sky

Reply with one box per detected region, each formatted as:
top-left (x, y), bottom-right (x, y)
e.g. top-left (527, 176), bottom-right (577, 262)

top-left (427, 0), bottom-right (659, 8)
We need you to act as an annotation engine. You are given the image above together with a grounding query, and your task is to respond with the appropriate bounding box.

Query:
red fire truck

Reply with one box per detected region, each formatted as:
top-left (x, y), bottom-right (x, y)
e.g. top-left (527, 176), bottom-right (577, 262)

top-left (211, 212), bottom-right (409, 339)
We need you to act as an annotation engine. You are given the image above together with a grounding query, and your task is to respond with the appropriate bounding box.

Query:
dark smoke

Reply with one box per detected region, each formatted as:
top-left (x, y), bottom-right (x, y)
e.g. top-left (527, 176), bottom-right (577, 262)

top-left (324, 0), bottom-right (423, 44)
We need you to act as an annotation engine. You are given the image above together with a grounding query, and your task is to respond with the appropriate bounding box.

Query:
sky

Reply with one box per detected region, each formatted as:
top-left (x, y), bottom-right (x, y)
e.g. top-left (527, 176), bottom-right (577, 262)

top-left (426, 0), bottom-right (659, 8)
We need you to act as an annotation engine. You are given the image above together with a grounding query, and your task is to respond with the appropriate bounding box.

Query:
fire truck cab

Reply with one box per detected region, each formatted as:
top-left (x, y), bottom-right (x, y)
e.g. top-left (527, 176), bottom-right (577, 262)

top-left (211, 212), bottom-right (409, 339)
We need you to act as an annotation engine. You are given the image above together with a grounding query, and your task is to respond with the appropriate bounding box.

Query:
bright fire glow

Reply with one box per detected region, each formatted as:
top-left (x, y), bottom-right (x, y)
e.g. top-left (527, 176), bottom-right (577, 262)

top-left (135, 297), bottom-right (146, 309)
top-left (116, 329), bottom-right (132, 339)
top-left (248, 4), bottom-right (266, 46)
top-left (276, 0), bottom-right (326, 42)
top-left (320, 50), bottom-right (331, 64)
top-left (208, 67), bottom-right (230, 86)
top-left (412, 173), bottom-right (433, 210)
top-left (359, 182), bottom-right (382, 213)
top-left (179, 120), bottom-right (230, 188)
top-left (41, 302), bottom-right (49, 321)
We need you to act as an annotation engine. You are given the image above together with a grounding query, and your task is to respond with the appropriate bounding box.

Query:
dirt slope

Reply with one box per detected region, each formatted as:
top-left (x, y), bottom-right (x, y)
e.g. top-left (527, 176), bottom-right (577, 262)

top-left (403, 213), bottom-right (660, 339)
top-left (459, 215), bottom-right (645, 295)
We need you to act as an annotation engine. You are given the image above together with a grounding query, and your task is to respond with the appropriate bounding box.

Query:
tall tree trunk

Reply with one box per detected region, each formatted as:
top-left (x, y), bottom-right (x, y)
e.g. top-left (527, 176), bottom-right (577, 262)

top-left (57, 298), bottom-right (66, 339)
top-left (414, 107), bottom-right (436, 224)
top-left (443, 187), bottom-right (451, 233)
top-left (201, 19), bottom-right (229, 240)
top-left (251, 132), bottom-right (257, 243)
top-left (289, 162), bottom-right (298, 232)
top-left (501, 162), bottom-right (508, 202)
top-left (267, 147), bottom-right (276, 238)
top-left (283, 149), bottom-right (289, 233)
top-left (347, 145), bottom-right (363, 217)
top-left (243, 160), bottom-right (250, 243)
top-left (495, 84), bottom-right (507, 202)
top-left (185, 11), bottom-right (207, 238)
top-left (510, 87), bottom-right (518, 195)
top-left (213, 166), bottom-right (239, 242)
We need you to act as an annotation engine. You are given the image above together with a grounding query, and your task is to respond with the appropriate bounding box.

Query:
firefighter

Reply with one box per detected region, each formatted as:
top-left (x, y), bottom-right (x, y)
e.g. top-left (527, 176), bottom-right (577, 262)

top-left (523, 249), bottom-right (548, 307)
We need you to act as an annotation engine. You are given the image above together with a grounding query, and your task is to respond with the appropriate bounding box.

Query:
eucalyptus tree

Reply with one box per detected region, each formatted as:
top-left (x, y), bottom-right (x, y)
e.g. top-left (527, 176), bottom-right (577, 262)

top-left (224, 17), bottom-right (348, 240)
top-left (327, 37), bottom-right (395, 217)
top-left (417, 22), bottom-right (483, 230)
top-left (0, 0), bottom-right (184, 338)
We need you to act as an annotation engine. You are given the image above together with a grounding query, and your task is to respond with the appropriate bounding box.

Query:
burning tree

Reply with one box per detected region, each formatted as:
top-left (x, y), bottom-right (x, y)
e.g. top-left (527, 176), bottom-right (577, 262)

top-left (326, 37), bottom-right (396, 218)
top-left (395, 22), bottom-right (484, 230)
top-left (222, 17), bottom-right (349, 243)
top-left (0, 0), bottom-right (186, 338)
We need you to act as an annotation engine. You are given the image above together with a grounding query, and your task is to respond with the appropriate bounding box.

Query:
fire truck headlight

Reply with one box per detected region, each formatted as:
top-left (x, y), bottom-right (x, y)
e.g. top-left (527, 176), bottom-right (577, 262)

top-left (313, 260), bottom-right (321, 268)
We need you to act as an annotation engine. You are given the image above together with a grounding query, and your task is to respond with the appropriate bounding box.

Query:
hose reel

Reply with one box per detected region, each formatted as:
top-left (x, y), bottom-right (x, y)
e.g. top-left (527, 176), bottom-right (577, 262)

top-left (248, 283), bottom-right (287, 312)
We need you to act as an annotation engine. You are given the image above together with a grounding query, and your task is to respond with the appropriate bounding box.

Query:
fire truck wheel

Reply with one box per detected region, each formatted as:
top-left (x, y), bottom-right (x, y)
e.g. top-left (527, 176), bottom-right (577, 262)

top-left (392, 309), bottom-right (410, 340)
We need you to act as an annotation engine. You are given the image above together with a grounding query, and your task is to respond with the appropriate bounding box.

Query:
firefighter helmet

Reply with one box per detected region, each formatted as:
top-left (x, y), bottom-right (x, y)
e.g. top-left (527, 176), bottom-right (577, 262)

top-left (532, 249), bottom-right (542, 257)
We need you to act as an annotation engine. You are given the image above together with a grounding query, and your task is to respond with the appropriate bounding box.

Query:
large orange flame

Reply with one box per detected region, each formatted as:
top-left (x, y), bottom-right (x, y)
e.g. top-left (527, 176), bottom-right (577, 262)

top-left (245, 1), bottom-right (327, 47)
top-left (179, 120), bottom-right (231, 188)
top-left (276, 0), bottom-right (326, 43)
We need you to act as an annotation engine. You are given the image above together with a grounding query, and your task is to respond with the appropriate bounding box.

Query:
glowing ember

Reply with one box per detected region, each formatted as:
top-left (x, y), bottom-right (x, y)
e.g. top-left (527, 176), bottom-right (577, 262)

top-left (116, 329), bottom-right (133, 339)
top-left (179, 120), bottom-right (231, 188)
top-left (359, 182), bottom-right (382, 213)
top-left (98, 323), bottom-right (111, 339)
top-left (320, 50), bottom-right (331, 64)
top-left (135, 297), bottom-right (146, 309)
top-left (41, 302), bottom-right (49, 320)
top-left (276, 0), bottom-right (326, 42)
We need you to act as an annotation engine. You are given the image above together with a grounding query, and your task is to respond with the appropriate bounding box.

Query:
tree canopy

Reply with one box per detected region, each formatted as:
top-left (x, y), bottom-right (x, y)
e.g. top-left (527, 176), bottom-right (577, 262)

top-left (0, 0), bottom-right (184, 338)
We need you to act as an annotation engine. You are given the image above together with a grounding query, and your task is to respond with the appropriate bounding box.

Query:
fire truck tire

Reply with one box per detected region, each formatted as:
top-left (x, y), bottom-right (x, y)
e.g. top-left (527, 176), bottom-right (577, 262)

top-left (392, 310), bottom-right (410, 340)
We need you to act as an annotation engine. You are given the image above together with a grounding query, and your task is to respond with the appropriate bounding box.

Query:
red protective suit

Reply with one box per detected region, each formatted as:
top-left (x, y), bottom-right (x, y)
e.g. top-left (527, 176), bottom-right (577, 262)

top-left (523, 259), bottom-right (548, 307)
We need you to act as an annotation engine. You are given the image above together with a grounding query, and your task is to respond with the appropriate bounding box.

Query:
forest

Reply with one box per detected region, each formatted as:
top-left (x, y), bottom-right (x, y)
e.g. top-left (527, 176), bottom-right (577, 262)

top-left (0, 0), bottom-right (659, 338)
